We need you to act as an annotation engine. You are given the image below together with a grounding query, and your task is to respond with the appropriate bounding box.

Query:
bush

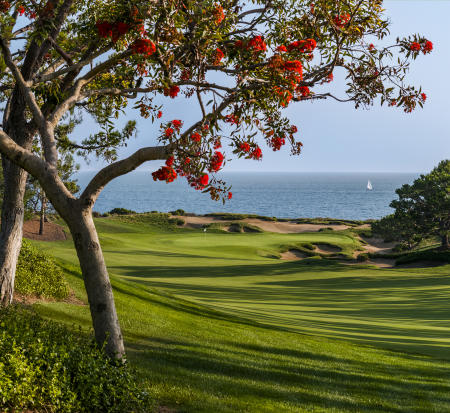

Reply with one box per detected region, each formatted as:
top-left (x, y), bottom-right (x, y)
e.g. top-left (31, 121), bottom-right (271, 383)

top-left (170, 209), bottom-right (186, 216)
top-left (0, 306), bottom-right (151, 412)
top-left (92, 211), bottom-right (102, 218)
top-left (357, 253), bottom-right (370, 262)
top-left (169, 218), bottom-right (185, 226)
top-left (108, 208), bottom-right (136, 215)
top-left (15, 240), bottom-right (69, 300)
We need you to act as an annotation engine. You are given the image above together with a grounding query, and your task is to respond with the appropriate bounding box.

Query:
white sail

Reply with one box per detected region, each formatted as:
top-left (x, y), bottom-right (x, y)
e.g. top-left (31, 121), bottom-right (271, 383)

top-left (367, 180), bottom-right (373, 190)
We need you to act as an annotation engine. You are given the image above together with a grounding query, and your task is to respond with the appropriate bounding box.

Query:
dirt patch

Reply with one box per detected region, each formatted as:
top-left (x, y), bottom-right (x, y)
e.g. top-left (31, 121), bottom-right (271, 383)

top-left (23, 220), bottom-right (67, 242)
top-left (359, 236), bottom-right (396, 254)
top-left (280, 249), bottom-right (308, 260)
top-left (176, 215), bottom-right (349, 233)
top-left (314, 243), bottom-right (342, 254)
top-left (13, 290), bottom-right (85, 306)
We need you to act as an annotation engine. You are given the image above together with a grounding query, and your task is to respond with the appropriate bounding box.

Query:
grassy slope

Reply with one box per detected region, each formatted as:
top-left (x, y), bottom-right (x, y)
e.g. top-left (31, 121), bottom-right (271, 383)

top-left (32, 216), bottom-right (450, 412)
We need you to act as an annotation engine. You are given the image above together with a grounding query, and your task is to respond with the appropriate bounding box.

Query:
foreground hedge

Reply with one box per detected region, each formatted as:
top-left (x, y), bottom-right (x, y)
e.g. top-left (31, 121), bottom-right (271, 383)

top-left (16, 239), bottom-right (69, 300)
top-left (0, 306), bottom-right (150, 412)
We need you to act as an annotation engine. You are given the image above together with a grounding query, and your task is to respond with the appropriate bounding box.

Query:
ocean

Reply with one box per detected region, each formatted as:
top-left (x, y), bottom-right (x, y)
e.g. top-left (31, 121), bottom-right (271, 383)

top-left (76, 171), bottom-right (419, 220)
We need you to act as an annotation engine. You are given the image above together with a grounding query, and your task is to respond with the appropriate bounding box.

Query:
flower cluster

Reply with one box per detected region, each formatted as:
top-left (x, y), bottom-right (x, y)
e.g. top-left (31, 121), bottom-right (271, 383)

top-left (152, 157), bottom-right (178, 183)
top-left (0, 1), bottom-right (10, 13)
top-left (214, 48), bottom-right (224, 65)
top-left (239, 142), bottom-right (251, 153)
top-left (164, 85), bottom-right (180, 98)
top-left (213, 4), bottom-right (225, 24)
top-left (250, 146), bottom-right (262, 160)
top-left (270, 136), bottom-right (286, 151)
top-left (96, 21), bottom-right (131, 43)
top-left (297, 86), bottom-right (310, 98)
top-left (224, 113), bottom-right (239, 125)
top-left (334, 13), bottom-right (351, 28)
top-left (131, 39), bottom-right (156, 56)
top-left (286, 39), bottom-right (317, 53)
top-left (191, 132), bottom-right (202, 142)
top-left (283, 60), bottom-right (303, 75)
top-left (209, 151), bottom-right (224, 172)
top-left (235, 36), bottom-right (267, 53)
top-left (410, 40), bottom-right (433, 54)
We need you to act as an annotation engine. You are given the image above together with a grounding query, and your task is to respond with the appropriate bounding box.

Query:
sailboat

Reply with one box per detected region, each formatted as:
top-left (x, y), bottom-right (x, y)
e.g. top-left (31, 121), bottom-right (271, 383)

top-left (367, 180), bottom-right (373, 191)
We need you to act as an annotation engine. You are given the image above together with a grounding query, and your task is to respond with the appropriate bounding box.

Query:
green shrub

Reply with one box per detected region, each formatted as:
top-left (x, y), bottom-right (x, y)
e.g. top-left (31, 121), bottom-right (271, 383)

top-left (395, 250), bottom-right (450, 265)
top-left (300, 243), bottom-right (315, 251)
top-left (92, 211), bottom-right (102, 218)
top-left (357, 253), bottom-right (370, 262)
top-left (0, 306), bottom-right (151, 412)
top-left (170, 209), bottom-right (186, 216)
top-left (108, 208), bottom-right (136, 215)
top-left (169, 218), bottom-right (185, 226)
top-left (16, 240), bottom-right (69, 300)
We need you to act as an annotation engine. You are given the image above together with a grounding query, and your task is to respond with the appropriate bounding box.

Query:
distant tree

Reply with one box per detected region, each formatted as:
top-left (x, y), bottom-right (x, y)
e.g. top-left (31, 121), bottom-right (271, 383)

top-left (0, 0), bottom-right (433, 358)
top-left (373, 160), bottom-right (450, 249)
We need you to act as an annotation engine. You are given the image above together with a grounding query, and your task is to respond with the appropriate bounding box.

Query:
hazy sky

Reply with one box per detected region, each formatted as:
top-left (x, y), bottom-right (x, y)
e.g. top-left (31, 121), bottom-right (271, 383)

top-left (77, 1), bottom-right (450, 173)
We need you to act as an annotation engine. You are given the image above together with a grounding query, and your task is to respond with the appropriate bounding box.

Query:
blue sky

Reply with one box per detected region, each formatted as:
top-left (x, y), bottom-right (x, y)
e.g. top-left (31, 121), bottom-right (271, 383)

top-left (77, 1), bottom-right (450, 173)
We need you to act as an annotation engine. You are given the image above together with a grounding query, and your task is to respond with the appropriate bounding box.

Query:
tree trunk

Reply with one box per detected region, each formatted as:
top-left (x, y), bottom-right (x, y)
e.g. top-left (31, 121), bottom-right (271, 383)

top-left (39, 193), bottom-right (46, 236)
top-left (441, 233), bottom-right (449, 250)
top-left (66, 211), bottom-right (125, 359)
top-left (0, 158), bottom-right (28, 306)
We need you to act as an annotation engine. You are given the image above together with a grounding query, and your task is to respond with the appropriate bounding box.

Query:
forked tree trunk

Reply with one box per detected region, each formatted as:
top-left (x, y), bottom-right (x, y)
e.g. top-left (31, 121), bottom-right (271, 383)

top-left (66, 210), bottom-right (125, 359)
top-left (0, 158), bottom-right (28, 306)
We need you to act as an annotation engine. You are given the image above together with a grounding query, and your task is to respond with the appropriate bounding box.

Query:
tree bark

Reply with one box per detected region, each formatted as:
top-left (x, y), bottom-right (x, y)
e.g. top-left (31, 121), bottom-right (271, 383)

top-left (39, 192), bottom-right (46, 236)
top-left (441, 233), bottom-right (449, 250)
top-left (66, 210), bottom-right (125, 359)
top-left (0, 158), bottom-right (28, 305)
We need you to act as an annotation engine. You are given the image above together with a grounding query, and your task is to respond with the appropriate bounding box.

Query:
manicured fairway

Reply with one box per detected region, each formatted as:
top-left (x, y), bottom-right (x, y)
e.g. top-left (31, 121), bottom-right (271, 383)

top-left (32, 215), bottom-right (450, 412)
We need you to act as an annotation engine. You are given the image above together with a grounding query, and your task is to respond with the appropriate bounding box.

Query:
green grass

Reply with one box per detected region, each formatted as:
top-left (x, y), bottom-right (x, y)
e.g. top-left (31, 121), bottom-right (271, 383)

top-left (30, 216), bottom-right (450, 412)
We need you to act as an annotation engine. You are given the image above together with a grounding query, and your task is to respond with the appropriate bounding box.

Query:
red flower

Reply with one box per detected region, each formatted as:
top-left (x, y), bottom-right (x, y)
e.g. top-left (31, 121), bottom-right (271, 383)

top-left (250, 146), bottom-right (262, 160)
top-left (131, 39), bottom-right (156, 56)
top-left (239, 142), bottom-right (250, 153)
top-left (185, 157), bottom-right (191, 164)
top-left (334, 13), bottom-right (350, 28)
top-left (165, 85), bottom-right (180, 98)
top-left (96, 21), bottom-right (113, 38)
top-left (298, 86), bottom-right (310, 97)
top-left (213, 4), bottom-right (225, 24)
top-left (172, 119), bottom-right (183, 130)
top-left (214, 48), bottom-right (224, 65)
top-left (17, 5), bottom-right (25, 15)
top-left (152, 166), bottom-right (177, 183)
top-left (247, 36), bottom-right (267, 53)
top-left (180, 69), bottom-right (191, 80)
top-left (422, 40), bottom-right (433, 54)
top-left (214, 138), bottom-right (222, 149)
top-left (165, 127), bottom-right (174, 137)
top-left (191, 132), bottom-right (201, 142)
top-left (290, 125), bottom-right (298, 134)
top-left (421, 93), bottom-right (427, 101)
top-left (271, 137), bottom-right (286, 151)
top-left (209, 151), bottom-right (224, 172)
top-left (410, 42), bottom-right (421, 51)
top-left (368, 43), bottom-right (374, 51)
top-left (277, 45), bottom-right (287, 53)
top-left (283, 60), bottom-right (303, 76)
top-left (157, 110), bottom-right (163, 118)
top-left (165, 156), bottom-right (174, 167)
top-left (116, 22), bottom-right (130, 36)
top-left (224, 114), bottom-right (239, 125)
top-left (228, 192), bottom-right (233, 200)
top-left (200, 174), bottom-right (209, 186)
top-left (326, 72), bottom-right (334, 82)
top-left (234, 40), bottom-right (244, 49)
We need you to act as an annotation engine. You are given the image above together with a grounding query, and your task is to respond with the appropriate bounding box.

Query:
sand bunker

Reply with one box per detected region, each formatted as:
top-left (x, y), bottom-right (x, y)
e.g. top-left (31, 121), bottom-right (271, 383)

top-left (314, 243), bottom-right (342, 254)
top-left (280, 249), bottom-right (309, 260)
top-left (177, 215), bottom-right (349, 234)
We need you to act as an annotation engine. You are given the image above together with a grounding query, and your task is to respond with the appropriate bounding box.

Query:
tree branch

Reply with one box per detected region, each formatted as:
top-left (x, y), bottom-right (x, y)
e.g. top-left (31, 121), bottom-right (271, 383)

top-left (80, 145), bottom-right (170, 207)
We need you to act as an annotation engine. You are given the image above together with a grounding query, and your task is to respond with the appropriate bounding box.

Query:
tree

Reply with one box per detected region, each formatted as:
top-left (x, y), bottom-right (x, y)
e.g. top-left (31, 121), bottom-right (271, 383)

top-left (0, 0), bottom-right (432, 358)
top-left (374, 160), bottom-right (450, 250)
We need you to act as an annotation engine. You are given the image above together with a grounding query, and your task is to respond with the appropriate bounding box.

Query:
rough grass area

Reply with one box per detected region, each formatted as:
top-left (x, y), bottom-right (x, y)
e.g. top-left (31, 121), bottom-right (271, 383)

top-left (29, 215), bottom-right (450, 412)
top-left (15, 239), bottom-right (69, 299)
top-left (0, 306), bottom-right (150, 413)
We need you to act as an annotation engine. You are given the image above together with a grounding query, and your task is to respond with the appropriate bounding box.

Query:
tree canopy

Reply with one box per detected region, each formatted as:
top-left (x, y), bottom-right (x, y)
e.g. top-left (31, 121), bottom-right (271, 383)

top-left (0, 0), bottom-right (433, 358)
top-left (373, 160), bottom-right (450, 249)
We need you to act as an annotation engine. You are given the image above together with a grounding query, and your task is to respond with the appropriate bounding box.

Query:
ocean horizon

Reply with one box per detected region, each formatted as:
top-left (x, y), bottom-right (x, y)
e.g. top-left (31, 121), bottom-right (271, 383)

top-left (76, 171), bottom-right (419, 221)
